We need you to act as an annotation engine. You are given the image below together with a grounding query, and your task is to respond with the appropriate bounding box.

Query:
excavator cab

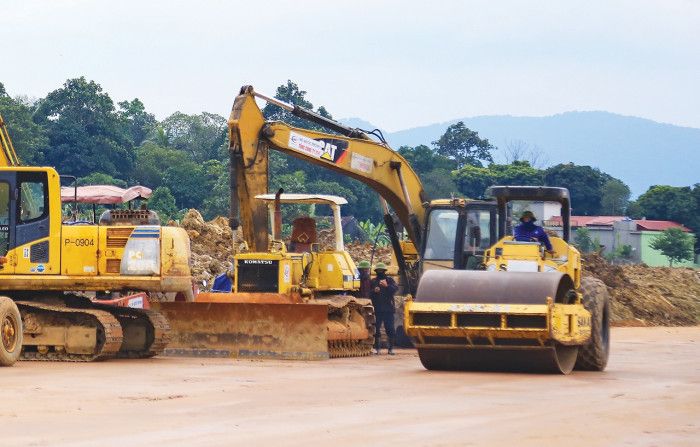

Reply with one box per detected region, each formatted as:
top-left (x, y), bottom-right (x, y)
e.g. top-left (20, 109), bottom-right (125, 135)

top-left (420, 199), bottom-right (497, 274)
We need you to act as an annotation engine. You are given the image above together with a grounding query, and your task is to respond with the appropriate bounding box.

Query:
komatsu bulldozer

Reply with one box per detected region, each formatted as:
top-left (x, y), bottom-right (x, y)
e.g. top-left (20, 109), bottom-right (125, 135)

top-left (156, 191), bottom-right (375, 359)
top-left (0, 113), bottom-right (192, 366)
top-left (404, 186), bottom-right (610, 373)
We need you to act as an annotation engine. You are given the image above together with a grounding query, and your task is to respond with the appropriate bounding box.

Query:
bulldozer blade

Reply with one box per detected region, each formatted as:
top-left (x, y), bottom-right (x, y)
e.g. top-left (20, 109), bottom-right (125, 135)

top-left (152, 302), bottom-right (329, 360)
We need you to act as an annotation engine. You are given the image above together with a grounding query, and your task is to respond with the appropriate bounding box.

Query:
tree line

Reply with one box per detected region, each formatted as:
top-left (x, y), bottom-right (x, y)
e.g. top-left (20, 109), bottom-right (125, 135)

top-left (1, 78), bottom-right (698, 247)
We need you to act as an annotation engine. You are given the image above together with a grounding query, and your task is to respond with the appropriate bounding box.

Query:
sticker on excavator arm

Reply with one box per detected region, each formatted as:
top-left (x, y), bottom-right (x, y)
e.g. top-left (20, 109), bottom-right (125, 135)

top-left (288, 131), bottom-right (348, 163)
top-left (350, 152), bottom-right (373, 173)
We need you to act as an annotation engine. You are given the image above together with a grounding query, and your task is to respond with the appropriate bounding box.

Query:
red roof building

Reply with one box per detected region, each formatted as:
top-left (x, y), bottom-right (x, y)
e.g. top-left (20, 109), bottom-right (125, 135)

top-left (545, 215), bottom-right (690, 232)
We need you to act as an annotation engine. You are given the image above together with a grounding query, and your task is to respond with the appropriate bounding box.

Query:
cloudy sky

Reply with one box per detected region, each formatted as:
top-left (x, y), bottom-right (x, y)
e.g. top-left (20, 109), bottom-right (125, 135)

top-left (1, 0), bottom-right (698, 131)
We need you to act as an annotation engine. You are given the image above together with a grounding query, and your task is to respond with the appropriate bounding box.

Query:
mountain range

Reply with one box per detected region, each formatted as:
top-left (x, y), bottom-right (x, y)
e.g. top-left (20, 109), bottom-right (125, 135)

top-left (341, 112), bottom-right (700, 197)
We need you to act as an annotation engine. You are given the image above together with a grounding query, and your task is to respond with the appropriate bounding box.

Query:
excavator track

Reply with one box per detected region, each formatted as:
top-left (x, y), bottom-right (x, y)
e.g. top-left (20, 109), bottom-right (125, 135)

top-left (16, 301), bottom-right (123, 362)
top-left (73, 298), bottom-right (171, 359)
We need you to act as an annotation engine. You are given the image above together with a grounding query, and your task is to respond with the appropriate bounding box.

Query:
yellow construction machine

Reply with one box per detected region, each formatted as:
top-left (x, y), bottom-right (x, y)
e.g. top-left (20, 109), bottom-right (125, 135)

top-left (160, 85), bottom-right (609, 373)
top-left (405, 186), bottom-right (610, 373)
top-left (0, 113), bottom-right (192, 366)
top-left (154, 85), bottom-right (497, 360)
top-left (157, 191), bottom-right (375, 359)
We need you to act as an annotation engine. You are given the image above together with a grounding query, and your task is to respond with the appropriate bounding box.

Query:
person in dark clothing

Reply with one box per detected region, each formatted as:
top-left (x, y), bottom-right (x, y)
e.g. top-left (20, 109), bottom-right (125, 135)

top-left (369, 262), bottom-right (398, 355)
top-left (357, 260), bottom-right (372, 298)
top-left (513, 210), bottom-right (553, 252)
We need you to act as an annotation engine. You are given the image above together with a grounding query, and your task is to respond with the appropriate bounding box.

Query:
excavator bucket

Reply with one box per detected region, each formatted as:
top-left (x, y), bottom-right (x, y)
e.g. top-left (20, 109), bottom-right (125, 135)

top-left (405, 270), bottom-right (592, 374)
top-left (152, 295), bottom-right (329, 360)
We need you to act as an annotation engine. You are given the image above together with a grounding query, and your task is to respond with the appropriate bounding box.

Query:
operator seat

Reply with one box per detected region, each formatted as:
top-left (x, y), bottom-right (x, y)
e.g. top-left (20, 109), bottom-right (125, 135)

top-left (289, 216), bottom-right (317, 253)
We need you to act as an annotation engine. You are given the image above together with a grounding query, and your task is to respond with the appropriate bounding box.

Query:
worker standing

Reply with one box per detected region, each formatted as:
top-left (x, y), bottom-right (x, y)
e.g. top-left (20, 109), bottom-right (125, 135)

top-left (357, 260), bottom-right (372, 298)
top-left (370, 262), bottom-right (398, 355)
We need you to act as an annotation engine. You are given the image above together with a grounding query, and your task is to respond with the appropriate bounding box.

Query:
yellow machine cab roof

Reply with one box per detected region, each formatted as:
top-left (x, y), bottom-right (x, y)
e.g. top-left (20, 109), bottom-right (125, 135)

top-left (255, 193), bottom-right (348, 206)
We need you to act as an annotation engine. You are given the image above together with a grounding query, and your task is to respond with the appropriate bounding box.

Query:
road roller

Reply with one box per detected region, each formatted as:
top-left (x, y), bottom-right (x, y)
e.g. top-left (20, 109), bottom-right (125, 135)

top-left (404, 186), bottom-right (610, 374)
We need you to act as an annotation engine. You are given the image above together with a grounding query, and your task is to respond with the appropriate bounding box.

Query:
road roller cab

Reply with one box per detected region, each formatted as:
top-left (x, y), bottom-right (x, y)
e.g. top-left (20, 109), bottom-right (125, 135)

top-left (404, 186), bottom-right (611, 374)
top-left (483, 186), bottom-right (581, 288)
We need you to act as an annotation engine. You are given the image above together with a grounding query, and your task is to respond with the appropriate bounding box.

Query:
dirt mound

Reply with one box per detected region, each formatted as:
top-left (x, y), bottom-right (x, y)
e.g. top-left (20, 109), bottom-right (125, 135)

top-left (582, 254), bottom-right (700, 326)
top-left (180, 209), bottom-right (234, 284)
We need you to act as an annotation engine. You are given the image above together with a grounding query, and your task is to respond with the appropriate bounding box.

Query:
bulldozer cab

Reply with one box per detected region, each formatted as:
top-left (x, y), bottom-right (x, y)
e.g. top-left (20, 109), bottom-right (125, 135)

top-left (229, 193), bottom-right (358, 295)
top-left (420, 199), bottom-right (497, 273)
top-left (254, 193), bottom-right (349, 253)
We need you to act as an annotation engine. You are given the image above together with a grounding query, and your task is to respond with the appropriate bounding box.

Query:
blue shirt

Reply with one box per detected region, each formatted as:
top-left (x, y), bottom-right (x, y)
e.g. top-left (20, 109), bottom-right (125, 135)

top-left (513, 222), bottom-right (553, 251)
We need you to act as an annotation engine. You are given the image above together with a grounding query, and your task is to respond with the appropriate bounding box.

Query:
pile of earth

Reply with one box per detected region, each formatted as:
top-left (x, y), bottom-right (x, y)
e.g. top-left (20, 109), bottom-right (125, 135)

top-left (179, 210), bottom-right (235, 284)
top-left (582, 254), bottom-right (700, 326)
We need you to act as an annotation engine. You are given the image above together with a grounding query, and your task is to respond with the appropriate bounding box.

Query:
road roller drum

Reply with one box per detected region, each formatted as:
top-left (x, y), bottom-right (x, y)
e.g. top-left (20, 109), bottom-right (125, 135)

top-left (405, 270), bottom-right (593, 374)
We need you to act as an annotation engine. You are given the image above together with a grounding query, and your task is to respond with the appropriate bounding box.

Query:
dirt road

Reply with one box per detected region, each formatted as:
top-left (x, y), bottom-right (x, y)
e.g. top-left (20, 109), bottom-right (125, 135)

top-left (3, 327), bottom-right (699, 447)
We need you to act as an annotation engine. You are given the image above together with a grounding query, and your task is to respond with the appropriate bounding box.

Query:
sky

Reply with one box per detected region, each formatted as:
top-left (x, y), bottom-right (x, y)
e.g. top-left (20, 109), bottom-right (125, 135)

top-left (1, 0), bottom-right (699, 132)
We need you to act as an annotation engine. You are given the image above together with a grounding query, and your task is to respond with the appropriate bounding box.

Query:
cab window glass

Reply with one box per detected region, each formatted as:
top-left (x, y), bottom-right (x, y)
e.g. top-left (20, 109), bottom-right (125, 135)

top-left (464, 210), bottom-right (493, 250)
top-left (0, 182), bottom-right (9, 255)
top-left (424, 209), bottom-right (458, 260)
top-left (18, 173), bottom-right (48, 223)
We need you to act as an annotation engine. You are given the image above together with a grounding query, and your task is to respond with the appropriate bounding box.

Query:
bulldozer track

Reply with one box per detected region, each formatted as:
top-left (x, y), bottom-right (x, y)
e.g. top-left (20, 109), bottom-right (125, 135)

top-left (16, 301), bottom-right (123, 362)
top-left (328, 302), bottom-right (375, 358)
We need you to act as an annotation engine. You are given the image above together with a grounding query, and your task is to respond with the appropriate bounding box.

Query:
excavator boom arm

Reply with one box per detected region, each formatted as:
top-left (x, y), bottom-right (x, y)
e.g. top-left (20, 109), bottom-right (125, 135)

top-left (228, 86), bottom-right (427, 254)
top-left (0, 113), bottom-right (20, 167)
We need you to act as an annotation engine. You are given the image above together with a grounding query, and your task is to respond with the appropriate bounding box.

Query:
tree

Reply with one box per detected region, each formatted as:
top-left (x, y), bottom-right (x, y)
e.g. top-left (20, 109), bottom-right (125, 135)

top-left (637, 185), bottom-right (699, 231)
top-left (78, 172), bottom-right (127, 188)
top-left (421, 169), bottom-right (461, 199)
top-left (453, 161), bottom-right (543, 199)
top-left (118, 98), bottom-right (157, 147)
top-left (432, 121), bottom-right (495, 168)
top-left (649, 227), bottom-right (695, 267)
top-left (600, 178), bottom-right (630, 215)
top-left (573, 227), bottom-right (594, 253)
top-left (33, 77), bottom-right (134, 178)
top-left (163, 160), bottom-right (211, 209)
top-left (543, 163), bottom-right (614, 215)
top-left (397, 145), bottom-right (456, 175)
top-left (0, 83), bottom-right (48, 164)
top-left (159, 111), bottom-right (227, 163)
top-left (262, 80), bottom-right (332, 131)
top-left (502, 139), bottom-right (549, 168)
top-left (132, 142), bottom-right (192, 189)
top-left (148, 186), bottom-right (178, 222)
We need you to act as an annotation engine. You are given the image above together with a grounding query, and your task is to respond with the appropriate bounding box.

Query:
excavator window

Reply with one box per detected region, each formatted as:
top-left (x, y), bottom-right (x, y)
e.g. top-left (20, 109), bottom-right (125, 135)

top-left (0, 182), bottom-right (9, 255)
top-left (18, 174), bottom-right (47, 223)
top-left (464, 210), bottom-right (493, 251)
top-left (424, 209), bottom-right (458, 260)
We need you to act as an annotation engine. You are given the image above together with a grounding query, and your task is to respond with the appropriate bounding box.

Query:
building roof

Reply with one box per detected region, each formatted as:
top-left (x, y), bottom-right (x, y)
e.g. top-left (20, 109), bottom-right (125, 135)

top-left (635, 220), bottom-right (690, 232)
top-left (546, 215), bottom-right (626, 227)
top-left (545, 215), bottom-right (691, 232)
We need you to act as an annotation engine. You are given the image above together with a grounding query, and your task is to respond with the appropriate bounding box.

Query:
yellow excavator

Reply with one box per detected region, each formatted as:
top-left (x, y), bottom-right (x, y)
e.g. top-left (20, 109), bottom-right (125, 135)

top-left (0, 113), bottom-right (193, 366)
